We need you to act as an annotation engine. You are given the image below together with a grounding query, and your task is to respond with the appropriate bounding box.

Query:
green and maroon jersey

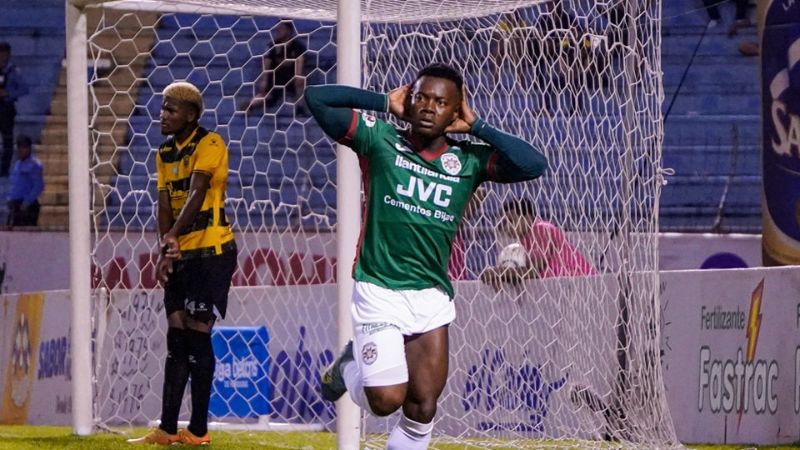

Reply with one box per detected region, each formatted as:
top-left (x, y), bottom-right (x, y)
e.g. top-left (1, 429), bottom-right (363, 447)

top-left (341, 110), bottom-right (500, 297)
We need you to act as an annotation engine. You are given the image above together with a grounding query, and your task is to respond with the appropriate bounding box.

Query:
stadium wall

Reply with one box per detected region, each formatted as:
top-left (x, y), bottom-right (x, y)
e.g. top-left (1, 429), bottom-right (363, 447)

top-left (0, 261), bottom-right (798, 444)
top-left (0, 232), bottom-right (761, 294)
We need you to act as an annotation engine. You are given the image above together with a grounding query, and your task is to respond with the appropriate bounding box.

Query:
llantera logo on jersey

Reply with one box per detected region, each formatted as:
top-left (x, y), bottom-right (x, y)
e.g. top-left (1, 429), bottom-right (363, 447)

top-left (440, 153), bottom-right (462, 176)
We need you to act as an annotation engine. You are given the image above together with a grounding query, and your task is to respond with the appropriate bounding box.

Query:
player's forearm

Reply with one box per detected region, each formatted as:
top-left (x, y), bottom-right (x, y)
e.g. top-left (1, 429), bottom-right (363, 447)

top-left (306, 85), bottom-right (387, 112)
top-left (471, 118), bottom-right (548, 182)
top-left (157, 193), bottom-right (174, 238)
top-left (305, 85), bottom-right (387, 140)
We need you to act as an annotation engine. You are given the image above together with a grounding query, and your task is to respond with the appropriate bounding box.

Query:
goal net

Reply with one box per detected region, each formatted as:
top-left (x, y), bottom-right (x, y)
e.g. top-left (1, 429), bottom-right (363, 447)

top-left (82, 0), bottom-right (679, 448)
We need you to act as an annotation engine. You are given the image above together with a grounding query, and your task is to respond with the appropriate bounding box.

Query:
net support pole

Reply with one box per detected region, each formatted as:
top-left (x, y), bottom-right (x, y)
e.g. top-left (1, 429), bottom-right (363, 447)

top-left (66, 0), bottom-right (94, 436)
top-left (335, 0), bottom-right (362, 448)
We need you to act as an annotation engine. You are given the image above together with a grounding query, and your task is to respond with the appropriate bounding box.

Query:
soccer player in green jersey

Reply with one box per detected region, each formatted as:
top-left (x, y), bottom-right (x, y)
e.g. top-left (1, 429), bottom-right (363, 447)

top-left (305, 63), bottom-right (547, 449)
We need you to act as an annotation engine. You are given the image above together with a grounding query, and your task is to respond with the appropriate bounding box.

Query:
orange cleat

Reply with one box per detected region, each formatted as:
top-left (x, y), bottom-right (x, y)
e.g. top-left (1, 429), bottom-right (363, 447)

top-left (178, 428), bottom-right (212, 445)
top-left (126, 427), bottom-right (180, 445)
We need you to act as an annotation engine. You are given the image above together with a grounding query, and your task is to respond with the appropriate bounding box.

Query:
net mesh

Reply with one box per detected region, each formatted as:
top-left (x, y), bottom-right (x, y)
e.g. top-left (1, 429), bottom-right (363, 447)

top-left (85, 0), bottom-right (680, 447)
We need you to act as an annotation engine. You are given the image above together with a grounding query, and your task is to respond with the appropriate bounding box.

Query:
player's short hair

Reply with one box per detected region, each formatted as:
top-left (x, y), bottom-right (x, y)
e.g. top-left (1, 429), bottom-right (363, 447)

top-left (416, 63), bottom-right (463, 91)
top-left (163, 81), bottom-right (203, 115)
top-left (503, 198), bottom-right (536, 218)
top-left (15, 135), bottom-right (32, 148)
top-left (0, 42), bottom-right (10, 53)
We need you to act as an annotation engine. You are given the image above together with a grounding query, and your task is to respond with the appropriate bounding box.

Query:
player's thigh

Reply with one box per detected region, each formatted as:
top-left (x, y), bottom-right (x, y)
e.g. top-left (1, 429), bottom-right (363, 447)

top-left (356, 322), bottom-right (408, 415)
top-left (185, 250), bottom-right (237, 326)
top-left (404, 325), bottom-right (449, 405)
top-left (163, 260), bottom-right (189, 327)
top-left (351, 282), bottom-right (414, 387)
top-left (355, 320), bottom-right (409, 388)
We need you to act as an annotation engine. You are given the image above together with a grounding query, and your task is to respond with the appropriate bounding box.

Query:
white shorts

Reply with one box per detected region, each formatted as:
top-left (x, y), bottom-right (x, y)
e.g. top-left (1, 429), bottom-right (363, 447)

top-left (351, 280), bottom-right (455, 387)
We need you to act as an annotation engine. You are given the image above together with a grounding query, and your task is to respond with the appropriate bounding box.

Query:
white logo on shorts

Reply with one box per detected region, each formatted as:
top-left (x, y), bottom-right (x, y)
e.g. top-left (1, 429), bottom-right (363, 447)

top-left (362, 342), bottom-right (378, 365)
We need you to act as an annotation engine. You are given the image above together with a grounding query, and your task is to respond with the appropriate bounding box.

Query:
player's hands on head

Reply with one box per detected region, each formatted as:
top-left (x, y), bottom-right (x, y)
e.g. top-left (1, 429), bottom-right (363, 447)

top-left (445, 85), bottom-right (477, 134)
top-left (388, 85), bottom-right (411, 122)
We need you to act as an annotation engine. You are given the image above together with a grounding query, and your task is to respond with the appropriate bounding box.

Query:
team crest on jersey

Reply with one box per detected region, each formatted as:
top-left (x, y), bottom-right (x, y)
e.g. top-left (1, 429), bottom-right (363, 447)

top-left (361, 342), bottom-right (378, 365)
top-left (440, 153), bottom-right (462, 176)
top-left (361, 111), bottom-right (377, 128)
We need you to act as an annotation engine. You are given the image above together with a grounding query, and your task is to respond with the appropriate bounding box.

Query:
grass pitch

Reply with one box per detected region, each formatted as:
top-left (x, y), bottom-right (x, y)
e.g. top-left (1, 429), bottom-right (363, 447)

top-left (0, 426), bottom-right (798, 449)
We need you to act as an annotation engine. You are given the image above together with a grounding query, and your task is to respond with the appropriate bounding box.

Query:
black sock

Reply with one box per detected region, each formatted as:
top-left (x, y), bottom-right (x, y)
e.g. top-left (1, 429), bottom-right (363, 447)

top-left (160, 327), bottom-right (190, 435)
top-left (186, 328), bottom-right (215, 437)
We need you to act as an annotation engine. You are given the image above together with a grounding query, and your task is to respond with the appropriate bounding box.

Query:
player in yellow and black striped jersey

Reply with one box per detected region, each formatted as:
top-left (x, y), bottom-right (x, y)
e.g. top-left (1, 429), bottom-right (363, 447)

top-left (156, 117), bottom-right (235, 259)
top-left (128, 81), bottom-right (236, 447)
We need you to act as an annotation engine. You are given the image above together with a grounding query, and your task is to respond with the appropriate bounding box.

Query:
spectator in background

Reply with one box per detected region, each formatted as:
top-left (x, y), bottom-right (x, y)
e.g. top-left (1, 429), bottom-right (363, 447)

top-left (448, 187), bottom-right (487, 281)
top-left (700, 1), bottom-right (758, 56)
top-left (0, 42), bottom-right (29, 177)
top-left (245, 20), bottom-right (307, 114)
top-left (6, 135), bottom-right (43, 227)
top-left (480, 198), bottom-right (595, 289)
top-left (701, 0), bottom-right (752, 34)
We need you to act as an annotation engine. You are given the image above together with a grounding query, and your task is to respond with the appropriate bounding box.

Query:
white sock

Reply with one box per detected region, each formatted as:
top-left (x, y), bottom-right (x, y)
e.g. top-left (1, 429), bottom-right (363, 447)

top-left (342, 360), bottom-right (372, 414)
top-left (386, 414), bottom-right (433, 450)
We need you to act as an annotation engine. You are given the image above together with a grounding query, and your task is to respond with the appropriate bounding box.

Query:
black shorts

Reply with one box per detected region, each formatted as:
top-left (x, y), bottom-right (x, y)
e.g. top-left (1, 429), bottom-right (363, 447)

top-left (164, 247), bottom-right (237, 323)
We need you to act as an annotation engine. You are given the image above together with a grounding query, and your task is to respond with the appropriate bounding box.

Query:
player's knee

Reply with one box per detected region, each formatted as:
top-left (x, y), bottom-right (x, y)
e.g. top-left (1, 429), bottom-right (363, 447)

top-left (407, 400), bottom-right (438, 424)
top-left (166, 311), bottom-right (187, 329)
top-left (365, 389), bottom-right (404, 417)
top-left (185, 314), bottom-right (215, 333)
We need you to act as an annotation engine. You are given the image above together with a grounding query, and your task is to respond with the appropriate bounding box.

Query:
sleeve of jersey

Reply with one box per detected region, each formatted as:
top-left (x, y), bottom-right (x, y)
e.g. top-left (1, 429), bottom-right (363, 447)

top-left (304, 85), bottom-right (389, 155)
top-left (193, 134), bottom-right (226, 176)
top-left (471, 118), bottom-right (548, 184)
top-left (156, 153), bottom-right (167, 191)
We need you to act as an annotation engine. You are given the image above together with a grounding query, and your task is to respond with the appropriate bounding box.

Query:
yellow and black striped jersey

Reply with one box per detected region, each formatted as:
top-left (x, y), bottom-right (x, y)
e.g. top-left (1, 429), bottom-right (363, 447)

top-left (156, 126), bottom-right (235, 259)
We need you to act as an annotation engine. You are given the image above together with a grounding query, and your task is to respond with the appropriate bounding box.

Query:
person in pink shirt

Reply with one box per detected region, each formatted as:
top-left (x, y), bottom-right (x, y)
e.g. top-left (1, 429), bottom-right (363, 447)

top-left (448, 231), bottom-right (468, 280)
top-left (481, 198), bottom-right (595, 288)
top-left (448, 187), bottom-right (487, 281)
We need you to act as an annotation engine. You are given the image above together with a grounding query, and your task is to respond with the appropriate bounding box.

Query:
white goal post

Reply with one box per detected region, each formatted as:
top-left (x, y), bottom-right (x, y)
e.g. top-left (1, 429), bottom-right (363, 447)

top-left (66, 0), bottom-right (681, 448)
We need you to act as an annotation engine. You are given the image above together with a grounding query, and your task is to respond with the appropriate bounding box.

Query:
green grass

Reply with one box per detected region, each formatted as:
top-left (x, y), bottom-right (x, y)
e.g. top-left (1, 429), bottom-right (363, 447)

top-left (0, 426), bottom-right (334, 450)
top-left (0, 426), bottom-right (798, 450)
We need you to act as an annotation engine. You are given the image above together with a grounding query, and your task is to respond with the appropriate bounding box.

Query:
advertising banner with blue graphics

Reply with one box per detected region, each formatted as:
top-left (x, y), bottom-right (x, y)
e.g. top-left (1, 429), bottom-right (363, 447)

top-left (761, 0), bottom-right (800, 265)
top-left (93, 287), bottom-right (338, 427)
top-left (3, 268), bottom-right (800, 445)
top-left (91, 281), bottom-right (624, 438)
top-left (210, 326), bottom-right (272, 418)
top-left (661, 266), bottom-right (800, 444)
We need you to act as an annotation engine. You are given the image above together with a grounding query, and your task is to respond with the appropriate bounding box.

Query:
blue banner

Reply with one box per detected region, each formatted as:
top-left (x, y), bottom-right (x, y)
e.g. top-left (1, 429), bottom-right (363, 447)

top-left (210, 326), bottom-right (272, 418)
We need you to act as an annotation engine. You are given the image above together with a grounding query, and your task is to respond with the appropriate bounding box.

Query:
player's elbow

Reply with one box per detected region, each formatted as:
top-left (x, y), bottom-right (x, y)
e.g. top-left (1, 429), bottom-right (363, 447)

top-left (529, 152), bottom-right (548, 176)
top-left (304, 85), bottom-right (324, 117)
top-left (517, 151), bottom-right (548, 180)
top-left (304, 85), bottom-right (321, 105)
